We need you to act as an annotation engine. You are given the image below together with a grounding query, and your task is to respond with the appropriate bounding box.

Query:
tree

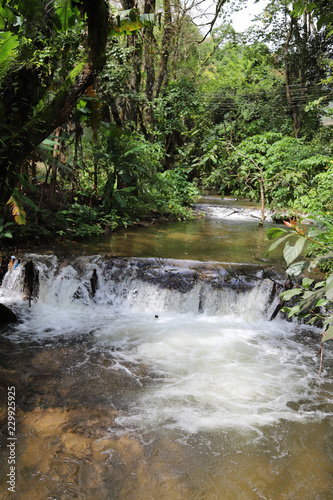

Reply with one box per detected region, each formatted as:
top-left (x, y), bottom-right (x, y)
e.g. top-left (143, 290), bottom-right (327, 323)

top-left (251, 0), bottom-right (333, 138)
top-left (0, 1), bottom-right (156, 213)
top-left (0, 0), bottom-right (111, 211)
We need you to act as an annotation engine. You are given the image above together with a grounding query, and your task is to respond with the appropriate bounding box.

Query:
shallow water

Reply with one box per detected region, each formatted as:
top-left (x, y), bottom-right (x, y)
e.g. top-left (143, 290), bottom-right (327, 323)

top-left (65, 197), bottom-right (284, 265)
top-left (0, 200), bottom-right (332, 499)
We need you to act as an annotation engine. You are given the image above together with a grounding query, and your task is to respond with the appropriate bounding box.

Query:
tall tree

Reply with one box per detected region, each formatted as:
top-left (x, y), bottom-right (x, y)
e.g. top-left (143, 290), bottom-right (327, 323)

top-left (251, 0), bottom-right (333, 137)
top-left (0, 0), bottom-right (110, 210)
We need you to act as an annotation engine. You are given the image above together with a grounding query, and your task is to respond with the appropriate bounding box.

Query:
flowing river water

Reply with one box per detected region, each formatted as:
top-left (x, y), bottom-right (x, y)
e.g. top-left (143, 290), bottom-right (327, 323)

top-left (0, 197), bottom-right (333, 499)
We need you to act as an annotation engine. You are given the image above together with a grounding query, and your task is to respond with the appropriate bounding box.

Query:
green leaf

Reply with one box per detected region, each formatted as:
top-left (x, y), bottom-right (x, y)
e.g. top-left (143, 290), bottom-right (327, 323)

top-left (315, 299), bottom-right (328, 308)
top-left (288, 305), bottom-right (301, 317)
top-left (309, 252), bottom-right (333, 271)
top-left (280, 288), bottom-right (303, 301)
top-left (117, 186), bottom-right (136, 193)
top-left (55, 0), bottom-right (80, 31)
top-left (302, 277), bottom-right (314, 289)
top-left (0, 32), bottom-right (19, 65)
top-left (307, 216), bottom-right (333, 231)
top-left (123, 144), bottom-right (147, 157)
top-left (322, 325), bottom-right (333, 343)
top-left (266, 227), bottom-right (287, 240)
top-left (325, 274), bottom-right (333, 301)
top-left (286, 261), bottom-right (309, 277)
top-left (283, 238), bottom-right (306, 267)
top-left (298, 288), bottom-right (326, 314)
top-left (78, 107), bottom-right (90, 114)
top-left (19, 193), bottom-right (38, 210)
top-left (266, 233), bottom-right (292, 256)
top-left (114, 192), bottom-right (126, 208)
top-left (308, 227), bottom-right (324, 238)
top-left (0, 6), bottom-right (17, 30)
top-left (314, 281), bottom-right (326, 290)
top-left (6, 192), bottom-right (26, 225)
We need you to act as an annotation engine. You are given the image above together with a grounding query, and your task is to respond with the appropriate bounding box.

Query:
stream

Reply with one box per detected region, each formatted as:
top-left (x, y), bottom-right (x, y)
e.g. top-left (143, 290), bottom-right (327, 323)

top-left (0, 197), bottom-right (332, 499)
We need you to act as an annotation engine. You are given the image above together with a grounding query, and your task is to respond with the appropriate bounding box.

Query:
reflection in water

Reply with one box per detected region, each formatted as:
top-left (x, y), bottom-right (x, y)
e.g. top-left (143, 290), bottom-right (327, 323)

top-left (55, 197), bottom-right (287, 266)
top-left (82, 218), bottom-right (285, 265)
top-left (0, 253), bottom-right (332, 499)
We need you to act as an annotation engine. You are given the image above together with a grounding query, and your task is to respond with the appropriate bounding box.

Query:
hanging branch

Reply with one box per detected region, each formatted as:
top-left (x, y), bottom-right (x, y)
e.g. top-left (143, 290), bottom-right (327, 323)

top-left (199, 0), bottom-right (228, 44)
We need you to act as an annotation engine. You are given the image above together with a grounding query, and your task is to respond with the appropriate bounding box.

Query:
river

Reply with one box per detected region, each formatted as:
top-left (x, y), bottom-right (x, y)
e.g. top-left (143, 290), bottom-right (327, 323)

top-left (0, 197), bottom-right (332, 499)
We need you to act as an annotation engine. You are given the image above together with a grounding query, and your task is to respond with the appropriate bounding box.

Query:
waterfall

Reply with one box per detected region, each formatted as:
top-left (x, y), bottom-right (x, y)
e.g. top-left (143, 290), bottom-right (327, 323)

top-left (0, 253), bottom-right (328, 433)
top-left (1, 254), bottom-right (279, 317)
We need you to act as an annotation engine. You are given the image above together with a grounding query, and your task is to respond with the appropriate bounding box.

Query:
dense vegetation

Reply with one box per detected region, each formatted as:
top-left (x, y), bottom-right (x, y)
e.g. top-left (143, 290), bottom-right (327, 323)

top-left (0, 0), bottom-right (332, 247)
top-left (1, 0), bottom-right (333, 354)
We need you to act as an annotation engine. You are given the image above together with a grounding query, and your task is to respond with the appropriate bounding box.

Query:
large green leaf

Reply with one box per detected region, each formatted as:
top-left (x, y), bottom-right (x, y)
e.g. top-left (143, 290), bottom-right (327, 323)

top-left (6, 191), bottom-right (26, 225)
top-left (302, 277), bottom-right (314, 289)
top-left (0, 5), bottom-right (16, 30)
top-left (322, 325), bottom-right (333, 343)
top-left (280, 288), bottom-right (303, 301)
top-left (286, 261), bottom-right (309, 277)
top-left (325, 274), bottom-right (333, 301)
top-left (283, 237), bottom-right (306, 267)
top-left (298, 288), bottom-right (326, 314)
top-left (266, 227), bottom-right (287, 240)
top-left (0, 32), bottom-right (19, 64)
top-left (266, 233), bottom-right (293, 256)
top-left (54, 0), bottom-right (80, 31)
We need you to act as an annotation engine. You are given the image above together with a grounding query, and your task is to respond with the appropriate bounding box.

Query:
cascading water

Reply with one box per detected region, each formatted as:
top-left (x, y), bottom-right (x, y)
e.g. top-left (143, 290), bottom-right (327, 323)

top-left (1, 255), bottom-right (330, 427)
top-left (1, 251), bottom-right (333, 498)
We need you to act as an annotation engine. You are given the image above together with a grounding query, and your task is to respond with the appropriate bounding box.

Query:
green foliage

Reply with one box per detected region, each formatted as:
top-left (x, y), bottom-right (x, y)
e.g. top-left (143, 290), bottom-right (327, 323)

top-left (294, 162), bottom-right (333, 217)
top-left (293, 0), bottom-right (333, 32)
top-left (154, 78), bottom-right (201, 135)
top-left (0, 217), bottom-right (13, 240)
top-left (56, 204), bottom-right (104, 239)
top-left (199, 42), bottom-right (291, 138)
top-left (202, 132), bottom-right (333, 208)
top-left (267, 218), bottom-right (333, 346)
top-left (157, 168), bottom-right (199, 212)
top-left (0, 0), bottom-right (331, 256)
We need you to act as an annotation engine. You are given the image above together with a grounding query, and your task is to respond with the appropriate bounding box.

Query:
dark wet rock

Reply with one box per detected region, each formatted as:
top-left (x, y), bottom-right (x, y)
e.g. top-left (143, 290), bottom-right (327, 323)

top-left (0, 303), bottom-right (17, 325)
top-left (101, 257), bottom-right (271, 293)
top-left (24, 260), bottom-right (39, 303)
top-left (90, 268), bottom-right (98, 297)
top-left (0, 255), bottom-right (9, 285)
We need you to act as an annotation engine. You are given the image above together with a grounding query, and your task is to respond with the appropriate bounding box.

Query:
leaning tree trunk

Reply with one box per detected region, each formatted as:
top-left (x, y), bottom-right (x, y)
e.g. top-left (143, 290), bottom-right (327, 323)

top-left (0, 0), bottom-right (109, 212)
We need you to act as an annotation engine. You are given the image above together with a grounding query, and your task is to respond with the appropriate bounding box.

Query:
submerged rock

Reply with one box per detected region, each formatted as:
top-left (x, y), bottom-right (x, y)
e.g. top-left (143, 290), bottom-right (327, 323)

top-left (0, 303), bottom-right (17, 325)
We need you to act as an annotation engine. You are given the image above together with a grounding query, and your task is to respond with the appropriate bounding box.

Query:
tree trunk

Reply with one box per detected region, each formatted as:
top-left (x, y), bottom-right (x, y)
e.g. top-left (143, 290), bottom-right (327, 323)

top-left (49, 127), bottom-right (61, 211)
top-left (284, 16), bottom-right (300, 138)
top-left (154, 0), bottom-right (172, 98)
top-left (0, 0), bottom-right (109, 212)
top-left (142, 12), bottom-right (155, 130)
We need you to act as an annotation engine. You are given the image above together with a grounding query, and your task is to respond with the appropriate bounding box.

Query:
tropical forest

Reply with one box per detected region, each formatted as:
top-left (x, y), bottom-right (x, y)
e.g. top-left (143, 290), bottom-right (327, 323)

top-left (1, 0), bottom-right (333, 498)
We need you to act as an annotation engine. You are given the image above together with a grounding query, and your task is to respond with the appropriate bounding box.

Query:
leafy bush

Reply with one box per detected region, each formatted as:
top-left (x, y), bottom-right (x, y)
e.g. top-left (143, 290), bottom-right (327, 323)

top-left (55, 204), bottom-right (104, 239)
top-left (203, 132), bottom-right (333, 208)
top-left (266, 218), bottom-right (333, 368)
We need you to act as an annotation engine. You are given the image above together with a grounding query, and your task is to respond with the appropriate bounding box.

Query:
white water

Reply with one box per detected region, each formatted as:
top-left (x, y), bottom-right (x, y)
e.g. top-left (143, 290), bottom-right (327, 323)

top-left (1, 255), bottom-right (331, 436)
top-left (196, 204), bottom-right (274, 221)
